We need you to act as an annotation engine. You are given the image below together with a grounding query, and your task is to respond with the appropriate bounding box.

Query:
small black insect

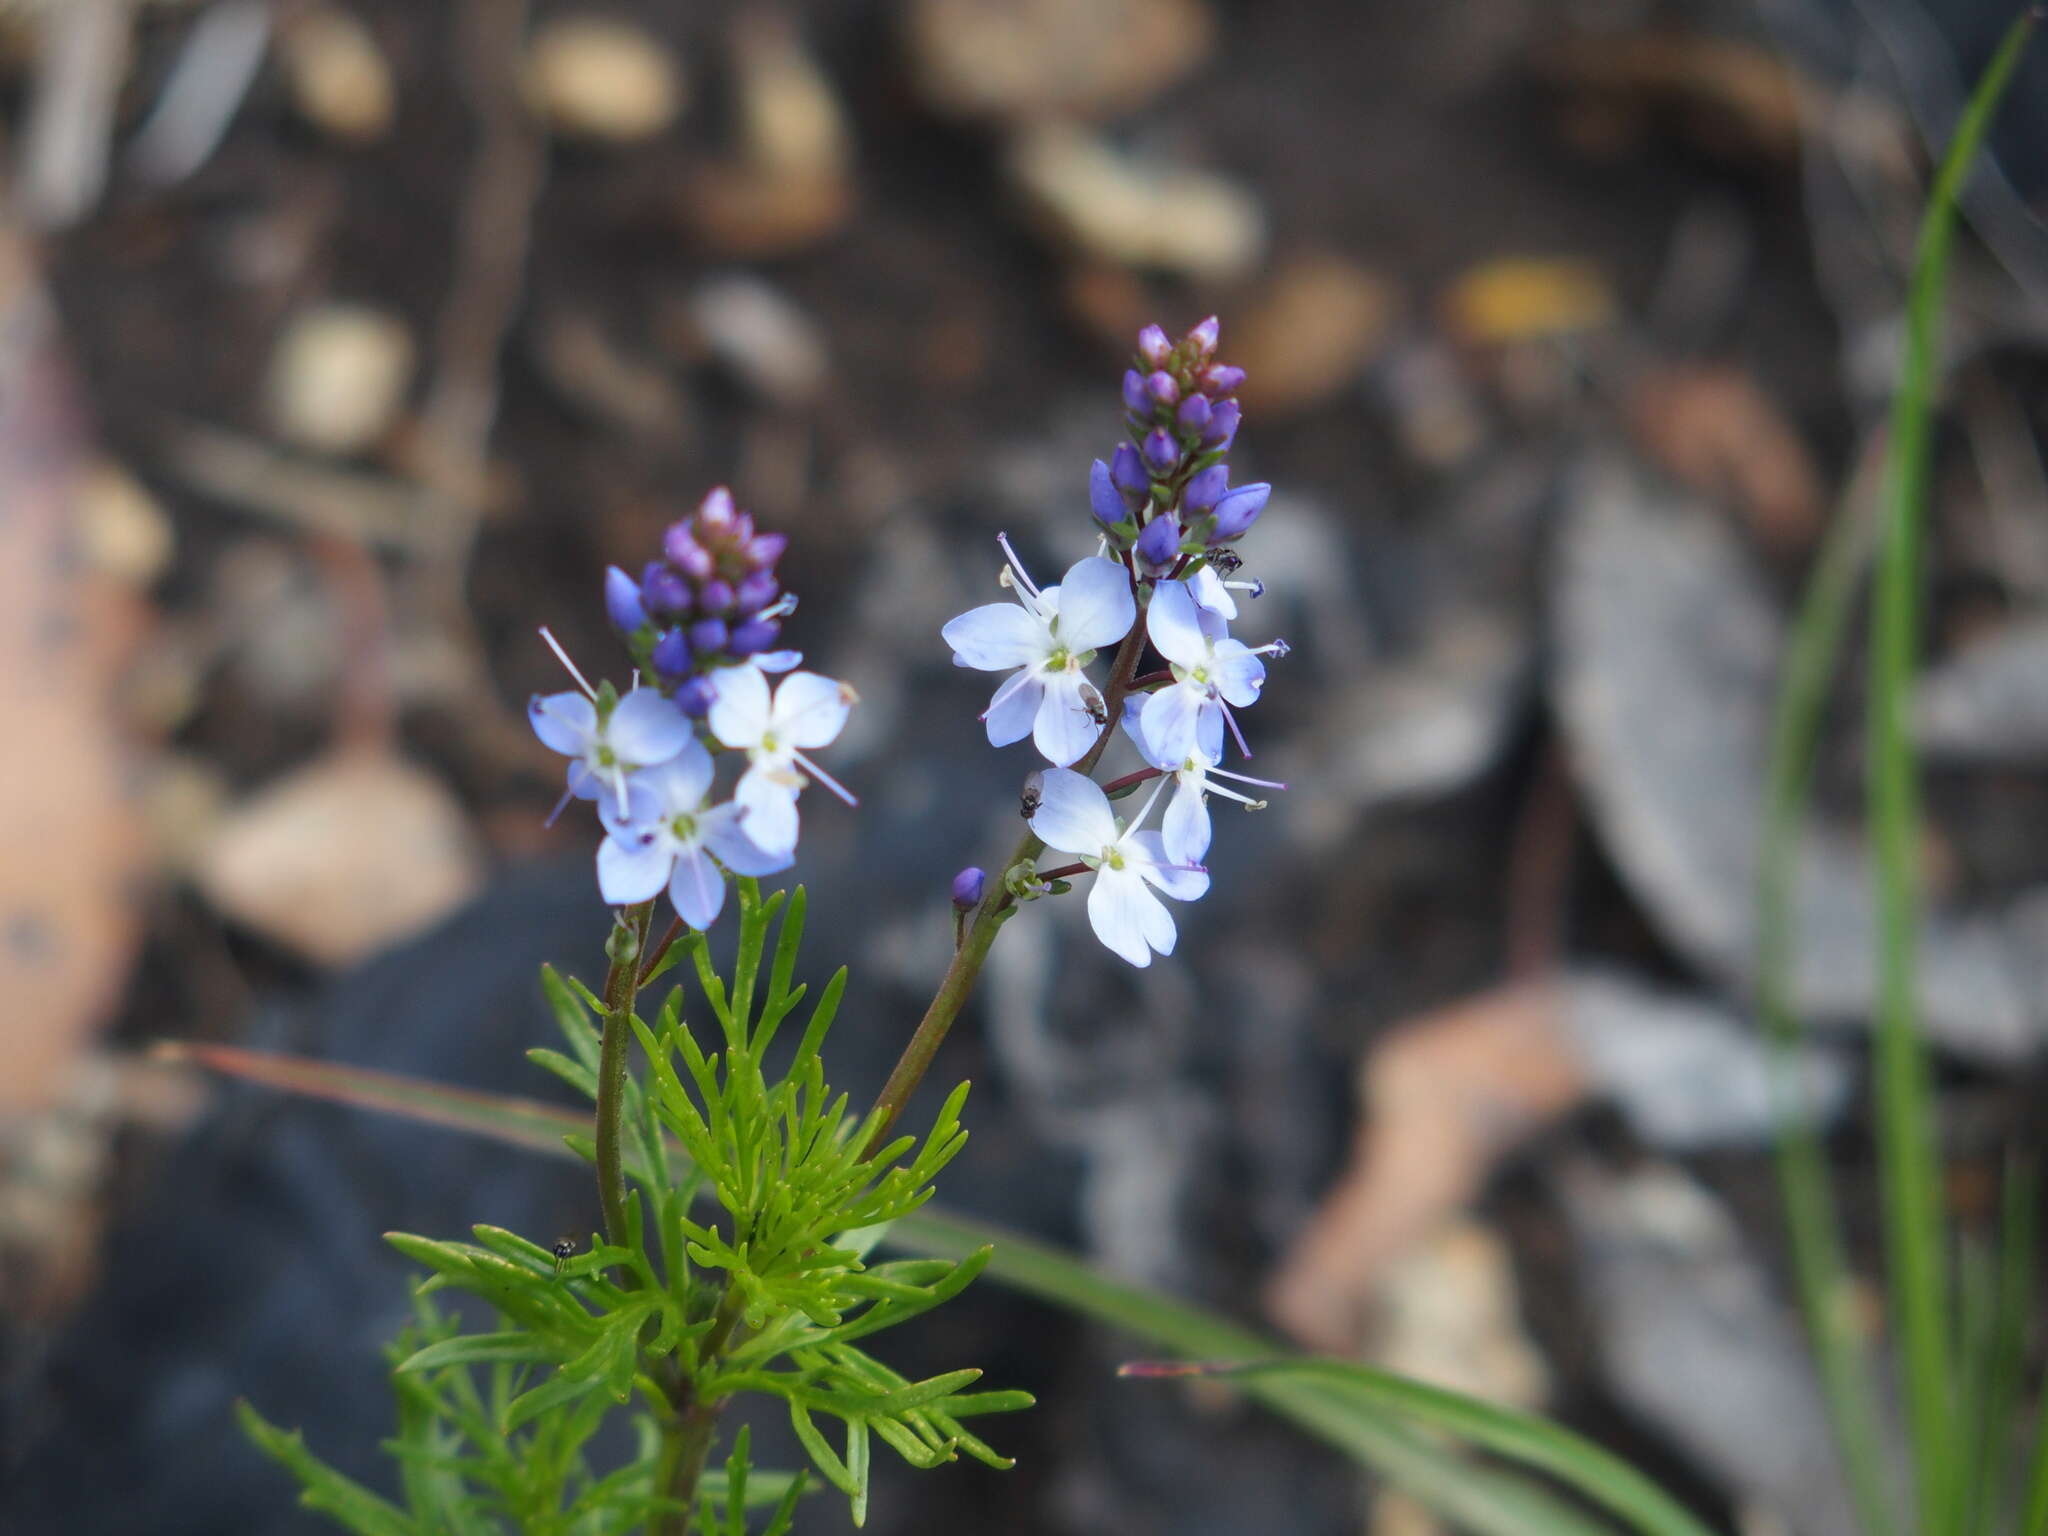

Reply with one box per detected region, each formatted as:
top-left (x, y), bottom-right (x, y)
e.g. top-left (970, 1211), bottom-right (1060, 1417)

top-left (1208, 548), bottom-right (1243, 576)
top-left (551, 1236), bottom-right (577, 1278)
top-left (1020, 770), bottom-right (1044, 820)
top-left (1080, 684), bottom-right (1108, 726)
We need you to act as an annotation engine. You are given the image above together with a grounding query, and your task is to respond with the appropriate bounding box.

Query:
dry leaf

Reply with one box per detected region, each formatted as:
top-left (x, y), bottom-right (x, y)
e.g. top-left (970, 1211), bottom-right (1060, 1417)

top-left (1264, 983), bottom-right (1586, 1353)
top-left (1442, 257), bottom-right (1615, 347)
top-left (0, 234), bottom-right (149, 1112)
top-left (905, 0), bottom-right (1213, 122)
top-left (194, 749), bottom-right (484, 966)
top-left (1629, 362), bottom-right (1824, 552)
top-left (1233, 255), bottom-right (1397, 417)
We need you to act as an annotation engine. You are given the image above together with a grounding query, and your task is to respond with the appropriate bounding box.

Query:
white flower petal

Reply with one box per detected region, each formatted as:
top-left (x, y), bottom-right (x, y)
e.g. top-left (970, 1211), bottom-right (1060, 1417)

top-left (597, 833), bottom-right (671, 905)
top-left (1027, 767), bottom-right (1117, 855)
top-left (1086, 865), bottom-right (1165, 967)
top-left (529, 691), bottom-right (596, 755)
top-left (706, 663), bottom-right (773, 747)
top-left (984, 670), bottom-right (1041, 747)
top-left (1144, 580), bottom-right (1209, 668)
top-left (942, 601), bottom-right (1046, 671)
top-left (735, 767), bottom-right (800, 854)
top-left (1032, 671), bottom-right (1103, 766)
top-left (1188, 564), bottom-right (1238, 622)
top-left (770, 671), bottom-right (853, 749)
top-left (1196, 706), bottom-right (1225, 764)
top-left (1210, 641), bottom-right (1267, 708)
top-left (1140, 682), bottom-right (1207, 766)
top-left (1132, 830), bottom-right (1210, 902)
top-left (606, 689), bottom-right (691, 764)
top-left (1161, 780), bottom-right (1212, 866)
top-left (700, 802), bottom-right (795, 877)
top-left (667, 846), bottom-right (728, 930)
top-left (635, 738), bottom-right (715, 813)
top-left (1053, 557), bottom-right (1137, 653)
top-left (751, 648), bottom-right (803, 673)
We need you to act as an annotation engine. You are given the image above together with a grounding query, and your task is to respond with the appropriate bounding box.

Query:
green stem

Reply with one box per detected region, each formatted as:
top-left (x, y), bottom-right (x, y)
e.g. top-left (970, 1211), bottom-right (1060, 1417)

top-left (1867, 17), bottom-right (2035, 1528)
top-left (654, 1285), bottom-right (752, 1536)
top-left (863, 616), bottom-right (1151, 1155)
top-left (596, 900), bottom-right (655, 1254)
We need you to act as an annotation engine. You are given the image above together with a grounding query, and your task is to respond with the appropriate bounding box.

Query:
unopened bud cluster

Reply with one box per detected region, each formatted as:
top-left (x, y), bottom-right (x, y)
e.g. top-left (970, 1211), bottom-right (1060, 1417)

top-left (1090, 316), bottom-right (1270, 574)
top-left (606, 488), bottom-right (796, 717)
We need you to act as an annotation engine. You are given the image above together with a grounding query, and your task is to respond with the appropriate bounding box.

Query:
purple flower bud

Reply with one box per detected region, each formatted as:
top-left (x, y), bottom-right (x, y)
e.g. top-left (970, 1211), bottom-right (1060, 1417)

top-left (1110, 441), bottom-right (1149, 499)
top-left (1135, 324), bottom-right (1172, 368)
top-left (688, 617), bottom-right (730, 655)
top-left (1142, 427), bottom-right (1178, 474)
top-left (1202, 398), bottom-right (1240, 449)
top-left (951, 866), bottom-right (986, 910)
top-left (730, 511), bottom-right (756, 545)
top-left (699, 486), bottom-right (736, 527)
top-left (1135, 513), bottom-right (1181, 573)
top-left (604, 565), bottom-right (647, 632)
top-left (1176, 393), bottom-right (1212, 435)
top-left (642, 562), bottom-right (691, 618)
top-left (1122, 369), bottom-right (1149, 415)
top-left (1207, 482), bottom-right (1271, 543)
top-left (1144, 370), bottom-right (1179, 407)
top-left (747, 532), bottom-right (788, 568)
top-left (728, 616), bottom-right (781, 656)
top-left (1201, 363), bottom-right (1246, 397)
top-left (698, 578), bottom-right (736, 615)
top-left (651, 627), bottom-right (692, 677)
top-left (734, 570), bottom-right (779, 614)
top-left (1090, 459), bottom-right (1127, 529)
top-left (1183, 464), bottom-right (1229, 514)
top-left (673, 674), bottom-right (716, 717)
top-left (665, 530), bottom-right (715, 583)
top-left (1186, 315), bottom-right (1220, 358)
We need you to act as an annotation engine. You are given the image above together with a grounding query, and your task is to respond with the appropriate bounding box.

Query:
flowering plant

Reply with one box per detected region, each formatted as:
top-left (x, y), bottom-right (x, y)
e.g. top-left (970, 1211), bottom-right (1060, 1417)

top-left (241, 317), bottom-right (1286, 1534)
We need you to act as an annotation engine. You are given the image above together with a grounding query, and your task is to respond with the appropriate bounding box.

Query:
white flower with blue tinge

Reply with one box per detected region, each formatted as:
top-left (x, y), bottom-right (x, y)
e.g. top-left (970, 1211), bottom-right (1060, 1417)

top-left (1122, 698), bottom-right (1286, 866)
top-left (1027, 767), bottom-right (1208, 968)
top-left (1138, 578), bottom-right (1285, 765)
top-left (529, 686), bottom-right (692, 810)
top-left (596, 739), bottom-right (791, 928)
top-left (942, 536), bottom-right (1137, 767)
top-left (705, 665), bottom-right (858, 856)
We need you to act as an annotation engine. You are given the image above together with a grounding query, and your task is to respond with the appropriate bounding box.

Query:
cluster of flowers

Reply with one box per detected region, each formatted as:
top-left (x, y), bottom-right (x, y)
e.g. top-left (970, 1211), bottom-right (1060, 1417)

top-left (531, 488), bottom-right (856, 929)
top-left (942, 318), bottom-right (1285, 968)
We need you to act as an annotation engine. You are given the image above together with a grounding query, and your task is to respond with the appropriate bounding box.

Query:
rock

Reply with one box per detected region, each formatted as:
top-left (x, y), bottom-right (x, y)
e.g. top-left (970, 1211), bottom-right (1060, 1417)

top-left (1914, 614), bottom-right (2048, 763)
top-left (682, 273), bottom-right (828, 408)
top-left (77, 459), bottom-right (173, 586)
top-left (1233, 255), bottom-right (1397, 417)
top-left (1563, 969), bottom-right (1850, 1149)
top-left (1007, 122), bottom-right (1264, 284)
top-left (194, 750), bottom-right (484, 966)
top-left (1370, 1218), bottom-right (1548, 1408)
top-left (265, 302), bottom-right (415, 458)
top-left (1561, 1161), bottom-right (1864, 1536)
top-left (683, 13), bottom-right (852, 257)
top-left (1550, 456), bottom-right (2040, 1058)
top-left (905, 0), bottom-right (1214, 122)
top-left (278, 4), bottom-right (395, 145)
top-left (523, 14), bottom-right (683, 144)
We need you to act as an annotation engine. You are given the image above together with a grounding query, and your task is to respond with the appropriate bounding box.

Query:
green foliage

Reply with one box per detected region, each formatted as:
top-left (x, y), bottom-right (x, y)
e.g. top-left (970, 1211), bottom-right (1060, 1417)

top-left (242, 883), bottom-right (1027, 1534)
top-left (1758, 14), bottom-right (2043, 1536)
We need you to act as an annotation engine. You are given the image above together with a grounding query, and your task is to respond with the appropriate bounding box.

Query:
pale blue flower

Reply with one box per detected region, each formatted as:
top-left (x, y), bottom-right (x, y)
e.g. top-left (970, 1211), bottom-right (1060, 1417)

top-left (595, 740), bottom-right (790, 928)
top-left (1027, 768), bottom-right (1207, 968)
top-left (705, 665), bottom-right (857, 856)
top-left (941, 536), bottom-right (1136, 767)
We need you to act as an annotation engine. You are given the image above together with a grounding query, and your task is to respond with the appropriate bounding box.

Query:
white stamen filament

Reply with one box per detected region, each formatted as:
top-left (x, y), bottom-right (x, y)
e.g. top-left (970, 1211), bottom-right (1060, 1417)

top-left (539, 626), bottom-right (598, 700)
top-left (791, 749), bottom-right (859, 806)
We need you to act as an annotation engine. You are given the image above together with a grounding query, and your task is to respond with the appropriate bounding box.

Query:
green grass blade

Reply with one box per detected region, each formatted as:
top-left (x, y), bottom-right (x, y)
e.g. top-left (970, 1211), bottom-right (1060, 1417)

top-left (1123, 1357), bottom-right (1712, 1536)
top-left (1756, 468), bottom-right (1898, 1536)
top-left (1867, 15), bottom-right (2037, 1528)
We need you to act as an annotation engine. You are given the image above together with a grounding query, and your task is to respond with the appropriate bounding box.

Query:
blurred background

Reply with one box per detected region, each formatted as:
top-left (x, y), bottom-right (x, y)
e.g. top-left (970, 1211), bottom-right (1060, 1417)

top-left (2, 0), bottom-right (2046, 1531)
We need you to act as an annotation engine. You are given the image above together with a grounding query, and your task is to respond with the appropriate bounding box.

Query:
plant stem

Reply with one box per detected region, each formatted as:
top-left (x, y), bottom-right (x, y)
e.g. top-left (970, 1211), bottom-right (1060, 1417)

top-left (596, 900), bottom-right (655, 1254)
top-left (863, 617), bottom-right (1150, 1154)
top-left (654, 1285), bottom-right (752, 1536)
